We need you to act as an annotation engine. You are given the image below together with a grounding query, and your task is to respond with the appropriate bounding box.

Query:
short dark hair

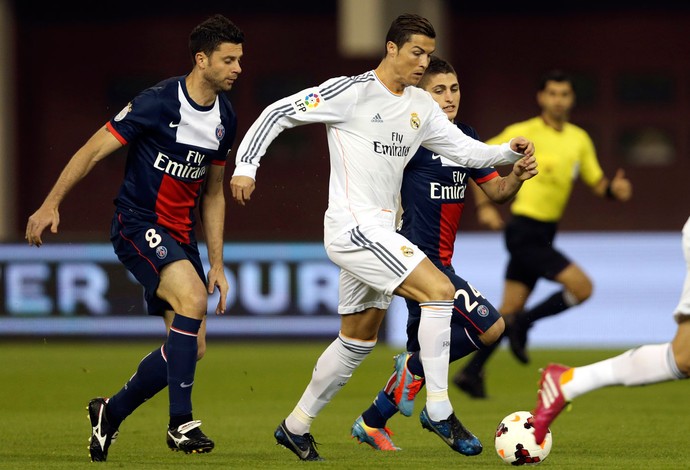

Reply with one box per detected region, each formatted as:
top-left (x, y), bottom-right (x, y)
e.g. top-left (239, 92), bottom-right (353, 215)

top-left (189, 14), bottom-right (244, 62)
top-left (538, 69), bottom-right (572, 91)
top-left (418, 56), bottom-right (456, 89)
top-left (384, 13), bottom-right (436, 56)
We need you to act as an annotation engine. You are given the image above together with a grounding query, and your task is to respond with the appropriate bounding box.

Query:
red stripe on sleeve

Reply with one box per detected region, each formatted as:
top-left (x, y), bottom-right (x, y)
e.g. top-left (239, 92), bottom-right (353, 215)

top-left (473, 170), bottom-right (499, 185)
top-left (105, 122), bottom-right (128, 145)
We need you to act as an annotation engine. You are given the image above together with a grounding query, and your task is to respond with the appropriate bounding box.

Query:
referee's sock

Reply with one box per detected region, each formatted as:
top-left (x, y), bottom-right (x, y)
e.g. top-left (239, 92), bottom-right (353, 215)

top-left (523, 290), bottom-right (577, 324)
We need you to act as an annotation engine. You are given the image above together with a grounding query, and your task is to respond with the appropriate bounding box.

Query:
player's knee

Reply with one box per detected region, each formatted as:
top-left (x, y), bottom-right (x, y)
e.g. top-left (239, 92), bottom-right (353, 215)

top-left (560, 265), bottom-right (593, 303)
top-left (500, 309), bottom-right (517, 320)
top-left (569, 277), bottom-right (593, 303)
top-left (182, 290), bottom-right (208, 317)
top-left (432, 277), bottom-right (455, 300)
top-left (480, 317), bottom-right (505, 346)
top-left (673, 346), bottom-right (690, 376)
top-left (578, 283), bottom-right (593, 303)
top-left (673, 320), bottom-right (690, 376)
top-left (676, 359), bottom-right (690, 377)
top-left (568, 276), bottom-right (594, 304)
top-left (574, 291), bottom-right (591, 305)
top-left (499, 300), bottom-right (524, 316)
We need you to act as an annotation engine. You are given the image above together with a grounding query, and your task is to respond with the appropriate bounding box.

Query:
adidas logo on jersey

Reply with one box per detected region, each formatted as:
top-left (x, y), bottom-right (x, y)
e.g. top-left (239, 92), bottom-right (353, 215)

top-left (371, 113), bottom-right (383, 123)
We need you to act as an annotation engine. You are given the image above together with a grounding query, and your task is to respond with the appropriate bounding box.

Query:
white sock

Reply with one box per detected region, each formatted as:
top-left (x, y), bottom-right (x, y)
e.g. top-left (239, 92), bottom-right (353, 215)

top-left (285, 333), bottom-right (375, 434)
top-left (563, 342), bottom-right (683, 400)
top-left (418, 300), bottom-right (453, 420)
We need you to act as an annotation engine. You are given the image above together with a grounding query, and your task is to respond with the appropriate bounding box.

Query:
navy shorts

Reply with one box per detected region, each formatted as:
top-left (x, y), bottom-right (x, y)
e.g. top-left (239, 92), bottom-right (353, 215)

top-left (405, 263), bottom-right (501, 352)
top-left (504, 215), bottom-right (571, 290)
top-left (110, 210), bottom-right (206, 316)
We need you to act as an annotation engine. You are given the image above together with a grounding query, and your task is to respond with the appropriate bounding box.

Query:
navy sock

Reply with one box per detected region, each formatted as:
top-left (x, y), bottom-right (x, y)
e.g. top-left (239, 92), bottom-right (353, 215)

top-left (461, 338), bottom-right (502, 376)
top-left (170, 413), bottom-right (194, 429)
top-left (406, 352), bottom-right (424, 377)
top-left (362, 390), bottom-right (399, 428)
top-left (107, 345), bottom-right (168, 428)
top-left (449, 326), bottom-right (484, 362)
top-left (166, 314), bottom-right (201, 422)
top-left (524, 291), bottom-right (570, 323)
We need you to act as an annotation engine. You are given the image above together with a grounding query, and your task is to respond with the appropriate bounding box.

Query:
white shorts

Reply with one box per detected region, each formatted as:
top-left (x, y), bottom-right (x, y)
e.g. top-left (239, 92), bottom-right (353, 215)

top-left (674, 216), bottom-right (690, 323)
top-left (327, 224), bottom-right (426, 314)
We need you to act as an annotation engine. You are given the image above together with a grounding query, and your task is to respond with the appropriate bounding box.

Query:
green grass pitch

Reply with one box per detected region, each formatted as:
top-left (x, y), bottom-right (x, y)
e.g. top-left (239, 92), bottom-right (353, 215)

top-left (1, 339), bottom-right (685, 469)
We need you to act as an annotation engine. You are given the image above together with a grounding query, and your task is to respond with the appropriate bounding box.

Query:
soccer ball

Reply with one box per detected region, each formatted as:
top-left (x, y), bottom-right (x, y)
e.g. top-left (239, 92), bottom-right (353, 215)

top-left (495, 410), bottom-right (552, 465)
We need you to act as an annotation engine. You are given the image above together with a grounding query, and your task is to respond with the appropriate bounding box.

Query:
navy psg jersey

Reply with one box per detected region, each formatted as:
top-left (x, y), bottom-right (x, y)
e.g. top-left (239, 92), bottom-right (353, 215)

top-left (399, 122), bottom-right (498, 266)
top-left (107, 76), bottom-right (237, 244)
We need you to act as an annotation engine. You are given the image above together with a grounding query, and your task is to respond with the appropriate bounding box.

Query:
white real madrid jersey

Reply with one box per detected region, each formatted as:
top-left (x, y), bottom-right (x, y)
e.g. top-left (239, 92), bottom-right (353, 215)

top-left (234, 70), bottom-right (520, 246)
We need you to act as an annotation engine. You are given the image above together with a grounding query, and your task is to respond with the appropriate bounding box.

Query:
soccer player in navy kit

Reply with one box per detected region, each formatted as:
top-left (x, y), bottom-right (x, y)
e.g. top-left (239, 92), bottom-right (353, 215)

top-left (25, 15), bottom-right (243, 462)
top-left (350, 56), bottom-right (539, 451)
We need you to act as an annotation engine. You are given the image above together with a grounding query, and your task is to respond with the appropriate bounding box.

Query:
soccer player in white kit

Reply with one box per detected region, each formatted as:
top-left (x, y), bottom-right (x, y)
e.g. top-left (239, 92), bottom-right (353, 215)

top-left (231, 14), bottom-right (535, 461)
top-left (532, 215), bottom-right (690, 445)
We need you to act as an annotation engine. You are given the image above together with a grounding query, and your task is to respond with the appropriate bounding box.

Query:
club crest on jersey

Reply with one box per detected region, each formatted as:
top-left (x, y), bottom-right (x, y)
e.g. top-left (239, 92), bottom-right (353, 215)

top-left (477, 305), bottom-right (489, 317)
top-left (400, 246), bottom-right (414, 257)
top-left (410, 112), bottom-right (421, 130)
top-left (215, 124), bottom-right (225, 141)
top-left (114, 102), bottom-right (133, 122)
top-left (155, 245), bottom-right (168, 259)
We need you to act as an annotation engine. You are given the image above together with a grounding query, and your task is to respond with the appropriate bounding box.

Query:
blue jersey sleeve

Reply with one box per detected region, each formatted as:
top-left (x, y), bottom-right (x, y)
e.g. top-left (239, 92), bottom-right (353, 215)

top-left (109, 86), bottom-right (163, 145)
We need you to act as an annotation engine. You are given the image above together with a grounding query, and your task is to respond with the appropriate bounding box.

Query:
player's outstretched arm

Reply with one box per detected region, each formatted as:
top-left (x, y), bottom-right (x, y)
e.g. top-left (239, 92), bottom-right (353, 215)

top-left (478, 155), bottom-right (538, 205)
top-left (25, 126), bottom-right (122, 247)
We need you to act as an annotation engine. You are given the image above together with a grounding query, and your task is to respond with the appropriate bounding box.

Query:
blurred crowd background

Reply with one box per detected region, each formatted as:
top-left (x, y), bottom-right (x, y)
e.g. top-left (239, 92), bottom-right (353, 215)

top-left (1, 0), bottom-right (689, 243)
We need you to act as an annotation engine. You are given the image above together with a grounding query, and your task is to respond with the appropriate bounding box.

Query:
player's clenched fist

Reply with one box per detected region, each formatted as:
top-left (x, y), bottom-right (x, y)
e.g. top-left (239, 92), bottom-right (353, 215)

top-left (509, 136), bottom-right (535, 157)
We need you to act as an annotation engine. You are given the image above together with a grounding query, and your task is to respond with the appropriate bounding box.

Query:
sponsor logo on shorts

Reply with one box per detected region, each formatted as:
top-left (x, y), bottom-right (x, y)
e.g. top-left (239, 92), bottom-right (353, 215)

top-left (477, 304), bottom-right (489, 317)
top-left (400, 246), bottom-right (414, 257)
top-left (156, 245), bottom-right (168, 259)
